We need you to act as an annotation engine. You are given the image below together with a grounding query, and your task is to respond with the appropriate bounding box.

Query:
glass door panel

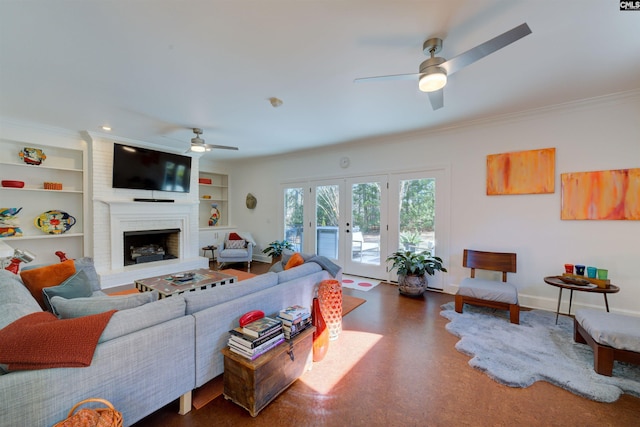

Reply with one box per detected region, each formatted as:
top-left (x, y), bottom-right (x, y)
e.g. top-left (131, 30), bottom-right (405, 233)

top-left (398, 178), bottom-right (436, 254)
top-left (314, 184), bottom-right (341, 259)
top-left (284, 187), bottom-right (305, 252)
top-left (345, 176), bottom-right (387, 278)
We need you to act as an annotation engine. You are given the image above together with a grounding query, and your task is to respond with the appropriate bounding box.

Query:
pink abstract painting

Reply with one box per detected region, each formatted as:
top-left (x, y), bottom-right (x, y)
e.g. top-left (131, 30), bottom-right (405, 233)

top-left (561, 168), bottom-right (640, 220)
top-left (487, 148), bottom-right (555, 195)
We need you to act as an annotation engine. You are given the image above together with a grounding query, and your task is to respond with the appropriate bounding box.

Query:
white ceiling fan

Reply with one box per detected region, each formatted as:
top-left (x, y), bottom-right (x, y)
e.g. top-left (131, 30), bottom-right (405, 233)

top-left (354, 23), bottom-right (532, 110)
top-left (188, 128), bottom-right (239, 153)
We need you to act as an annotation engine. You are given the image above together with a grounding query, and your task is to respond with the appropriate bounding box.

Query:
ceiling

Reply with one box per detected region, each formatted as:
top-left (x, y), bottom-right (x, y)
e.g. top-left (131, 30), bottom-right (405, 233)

top-left (1, 1), bottom-right (639, 160)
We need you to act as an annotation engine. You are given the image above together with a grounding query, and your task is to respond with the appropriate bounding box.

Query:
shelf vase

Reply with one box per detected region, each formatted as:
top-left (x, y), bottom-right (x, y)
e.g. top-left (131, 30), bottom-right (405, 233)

top-left (208, 204), bottom-right (220, 227)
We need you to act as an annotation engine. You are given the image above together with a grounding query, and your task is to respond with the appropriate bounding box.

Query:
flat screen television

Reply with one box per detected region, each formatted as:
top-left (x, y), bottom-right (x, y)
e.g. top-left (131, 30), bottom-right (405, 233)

top-left (112, 143), bottom-right (192, 193)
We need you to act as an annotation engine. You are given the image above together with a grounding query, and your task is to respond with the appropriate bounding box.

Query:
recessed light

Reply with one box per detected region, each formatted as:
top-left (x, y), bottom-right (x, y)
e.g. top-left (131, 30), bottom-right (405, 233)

top-left (101, 126), bottom-right (112, 131)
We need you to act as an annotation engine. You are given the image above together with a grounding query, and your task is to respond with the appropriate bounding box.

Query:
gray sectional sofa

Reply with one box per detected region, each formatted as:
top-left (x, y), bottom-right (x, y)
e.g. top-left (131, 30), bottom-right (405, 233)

top-left (0, 261), bottom-right (340, 427)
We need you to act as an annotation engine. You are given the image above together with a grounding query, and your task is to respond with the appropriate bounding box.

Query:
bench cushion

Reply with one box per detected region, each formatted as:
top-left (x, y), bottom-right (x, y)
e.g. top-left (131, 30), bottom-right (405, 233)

top-left (575, 308), bottom-right (640, 353)
top-left (458, 278), bottom-right (518, 304)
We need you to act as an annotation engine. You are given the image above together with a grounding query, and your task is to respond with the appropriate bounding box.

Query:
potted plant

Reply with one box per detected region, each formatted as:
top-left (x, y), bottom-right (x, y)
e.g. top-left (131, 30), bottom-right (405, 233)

top-left (262, 240), bottom-right (295, 264)
top-left (386, 250), bottom-right (447, 296)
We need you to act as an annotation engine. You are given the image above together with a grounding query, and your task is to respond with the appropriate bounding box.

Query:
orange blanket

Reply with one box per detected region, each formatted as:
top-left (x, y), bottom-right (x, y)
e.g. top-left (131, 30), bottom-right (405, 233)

top-left (0, 310), bottom-right (116, 371)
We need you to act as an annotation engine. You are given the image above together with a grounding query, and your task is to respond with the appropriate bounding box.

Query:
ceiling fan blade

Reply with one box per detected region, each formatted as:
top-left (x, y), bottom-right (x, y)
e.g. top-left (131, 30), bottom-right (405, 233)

top-left (442, 23), bottom-right (531, 76)
top-left (427, 89), bottom-right (444, 110)
top-left (206, 144), bottom-right (239, 151)
top-left (354, 72), bottom-right (420, 83)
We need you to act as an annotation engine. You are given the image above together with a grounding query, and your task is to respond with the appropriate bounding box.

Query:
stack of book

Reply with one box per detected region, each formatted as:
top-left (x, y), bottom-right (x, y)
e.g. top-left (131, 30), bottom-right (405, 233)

top-left (228, 316), bottom-right (284, 360)
top-left (277, 305), bottom-right (312, 340)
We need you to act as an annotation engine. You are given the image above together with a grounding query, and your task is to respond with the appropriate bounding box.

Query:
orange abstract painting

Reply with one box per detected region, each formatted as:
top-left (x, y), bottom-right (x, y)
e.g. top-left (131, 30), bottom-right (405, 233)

top-left (561, 168), bottom-right (640, 220)
top-left (486, 148), bottom-right (555, 195)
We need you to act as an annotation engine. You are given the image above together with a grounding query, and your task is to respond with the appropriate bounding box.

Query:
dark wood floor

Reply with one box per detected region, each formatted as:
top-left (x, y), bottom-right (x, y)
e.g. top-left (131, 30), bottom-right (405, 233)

top-left (133, 262), bottom-right (640, 426)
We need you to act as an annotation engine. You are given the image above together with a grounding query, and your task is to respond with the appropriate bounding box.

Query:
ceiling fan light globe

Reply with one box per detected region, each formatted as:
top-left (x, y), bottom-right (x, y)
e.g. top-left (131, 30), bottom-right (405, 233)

top-left (419, 68), bottom-right (447, 92)
top-left (190, 144), bottom-right (206, 153)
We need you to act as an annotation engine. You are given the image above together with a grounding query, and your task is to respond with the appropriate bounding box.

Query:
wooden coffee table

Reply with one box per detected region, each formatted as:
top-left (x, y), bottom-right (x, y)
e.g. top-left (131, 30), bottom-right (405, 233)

top-left (543, 276), bottom-right (620, 324)
top-left (135, 268), bottom-right (236, 299)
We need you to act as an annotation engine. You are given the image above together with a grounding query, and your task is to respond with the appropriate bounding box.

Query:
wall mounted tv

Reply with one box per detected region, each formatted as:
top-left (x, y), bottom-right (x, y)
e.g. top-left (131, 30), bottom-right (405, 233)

top-left (112, 143), bottom-right (192, 193)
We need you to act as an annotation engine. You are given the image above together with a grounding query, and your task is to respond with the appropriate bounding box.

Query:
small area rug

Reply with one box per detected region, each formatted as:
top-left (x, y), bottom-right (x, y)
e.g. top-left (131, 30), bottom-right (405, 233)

top-left (192, 294), bottom-right (366, 409)
top-left (218, 268), bottom-right (256, 281)
top-left (440, 302), bottom-right (640, 402)
top-left (341, 274), bottom-right (380, 292)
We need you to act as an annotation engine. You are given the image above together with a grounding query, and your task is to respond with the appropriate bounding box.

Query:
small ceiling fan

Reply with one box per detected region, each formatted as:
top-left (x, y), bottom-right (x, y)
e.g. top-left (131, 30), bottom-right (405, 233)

top-left (188, 128), bottom-right (238, 153)
top-left (354, 23), bottom-right (532, 110)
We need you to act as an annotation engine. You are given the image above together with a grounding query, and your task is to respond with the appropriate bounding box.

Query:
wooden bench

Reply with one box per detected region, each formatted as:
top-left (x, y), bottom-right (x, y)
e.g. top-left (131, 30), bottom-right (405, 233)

top-left (574, 308), bottom-right (640, 376)
top-left (455, 249), bottom-right (519, 324)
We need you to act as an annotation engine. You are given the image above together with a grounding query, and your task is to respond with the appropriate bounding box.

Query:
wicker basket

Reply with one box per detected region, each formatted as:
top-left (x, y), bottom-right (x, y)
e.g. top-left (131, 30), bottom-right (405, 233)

top-left (53, 398), bottom-right (123, 427)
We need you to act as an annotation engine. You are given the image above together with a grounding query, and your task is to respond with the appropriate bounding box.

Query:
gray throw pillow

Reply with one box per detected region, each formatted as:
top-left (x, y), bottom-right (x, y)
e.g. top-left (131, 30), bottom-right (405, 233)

top-left (42, 270), bottom-right (94, 314)
top-left (50, 291), bottom-right (159, 319)
top-left (73, 257), bottom-right (101, 291)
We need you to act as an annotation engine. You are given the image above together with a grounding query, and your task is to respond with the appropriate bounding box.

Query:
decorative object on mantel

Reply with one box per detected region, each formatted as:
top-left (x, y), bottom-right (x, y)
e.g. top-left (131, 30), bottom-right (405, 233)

top-left (1, 180), bottom-right (25, 188)
top-left (561, 168), bottom-right (640, 220)
top-left (487, 147), bottom-right (555, 195)
top-left (0, 207), bottom-right (24, 237)
top-left (208, 203), bottom-right (220, 226)
top-left (19, 147), bottom-right (46, 165)
top-left (246, 193), bottom-right (257, 209)
top-left (34, 210), bottom-right (76, 234)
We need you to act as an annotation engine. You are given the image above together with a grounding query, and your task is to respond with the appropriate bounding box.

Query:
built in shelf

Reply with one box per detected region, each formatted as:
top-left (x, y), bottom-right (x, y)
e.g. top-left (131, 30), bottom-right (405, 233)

top-left (0, 161), bottom-right (83, 173)
top-left (1, 187), bottom-right (82, 193)
top-left (1, 232), bottom-right (84, 241)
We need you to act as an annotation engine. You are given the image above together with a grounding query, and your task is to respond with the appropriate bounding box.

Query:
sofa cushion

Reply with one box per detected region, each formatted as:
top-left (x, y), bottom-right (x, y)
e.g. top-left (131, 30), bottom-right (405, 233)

top-left (183, 272), bottom-right (279, 315)
top-left (219, 248), bottom-right (249, 257)
top-left (99, 296), bottom-right (187, 343)
top-left (0, 310), bottom-right (116, 371)
top-left (276, 262), bottom-right (322, 284)
top-left (285, 252), bottom-right (305, 270)
top-left (575, 308), bottom-right (640, 353)
top-left (0, 270), bottom-right (43, 330)
top-left (42, 270), bottom-right (94, 314)
top-left (225, 239), bottom-right (246, 249)
top-left (457, 278), bottom-right (518, 304)
top-left (73, 257), bottom-right (101, 291)
top-left (51, 291), bottom-right (159, 319)
top-left (19, 260), bottom-right (76, 308)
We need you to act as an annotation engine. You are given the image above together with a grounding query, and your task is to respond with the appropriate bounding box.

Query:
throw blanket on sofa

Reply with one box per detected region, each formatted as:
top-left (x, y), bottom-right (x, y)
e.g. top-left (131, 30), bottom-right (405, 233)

top-left (307, 255), bottom-right (341, 278)
top-left (0, 310), bottom-right (116, 371)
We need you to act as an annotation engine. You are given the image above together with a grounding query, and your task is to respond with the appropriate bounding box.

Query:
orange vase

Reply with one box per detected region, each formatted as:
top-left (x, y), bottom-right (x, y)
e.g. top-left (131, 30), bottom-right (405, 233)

top-left (312, 297), bottom-right (329, 362)
top-left (318, 279), bottom-right (342, 340)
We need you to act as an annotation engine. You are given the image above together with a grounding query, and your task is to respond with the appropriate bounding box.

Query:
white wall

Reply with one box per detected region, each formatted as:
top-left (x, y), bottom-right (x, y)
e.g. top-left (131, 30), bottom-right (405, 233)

top-left (224, 91), bottom-right (640, 316)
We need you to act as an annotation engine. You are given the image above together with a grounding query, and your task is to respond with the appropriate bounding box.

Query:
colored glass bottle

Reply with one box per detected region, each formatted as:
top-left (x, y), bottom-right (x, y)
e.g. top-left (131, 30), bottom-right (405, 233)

top-left (312, 297), bottom-right (329, 362)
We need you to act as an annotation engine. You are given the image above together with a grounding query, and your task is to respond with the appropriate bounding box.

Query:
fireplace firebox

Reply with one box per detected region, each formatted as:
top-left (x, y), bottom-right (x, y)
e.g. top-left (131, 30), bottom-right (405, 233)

top-left (123, 229), bottom-right (180, 266)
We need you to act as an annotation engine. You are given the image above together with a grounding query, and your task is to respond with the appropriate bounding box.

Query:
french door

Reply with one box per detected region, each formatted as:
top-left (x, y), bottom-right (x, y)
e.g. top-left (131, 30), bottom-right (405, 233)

top-left (281, 168), bottom-right (448, 285)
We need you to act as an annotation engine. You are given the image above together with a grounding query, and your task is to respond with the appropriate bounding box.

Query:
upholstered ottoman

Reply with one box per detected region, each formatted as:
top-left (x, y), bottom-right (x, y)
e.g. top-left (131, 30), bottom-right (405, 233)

top-left (574, 308), bottom-right (640, 376)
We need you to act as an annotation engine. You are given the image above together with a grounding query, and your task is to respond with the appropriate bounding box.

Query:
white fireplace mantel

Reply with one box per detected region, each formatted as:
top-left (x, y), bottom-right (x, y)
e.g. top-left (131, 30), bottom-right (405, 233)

top-left (96, 199), bottom-right (207, 288)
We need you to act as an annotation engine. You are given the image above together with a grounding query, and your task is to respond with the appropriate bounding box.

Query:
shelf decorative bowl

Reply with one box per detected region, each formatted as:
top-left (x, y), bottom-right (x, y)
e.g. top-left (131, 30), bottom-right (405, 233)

top-left (34, 210), bottom-right (76, 234)
top-left (1, 180), bottom-right (25, 188)
top-left (19, 147), bottom-right (46, 165)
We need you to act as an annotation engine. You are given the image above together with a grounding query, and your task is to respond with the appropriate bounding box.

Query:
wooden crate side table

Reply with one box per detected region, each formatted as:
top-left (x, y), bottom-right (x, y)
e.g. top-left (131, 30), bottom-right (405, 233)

top-left (221, 326), bottom-right (315, 417)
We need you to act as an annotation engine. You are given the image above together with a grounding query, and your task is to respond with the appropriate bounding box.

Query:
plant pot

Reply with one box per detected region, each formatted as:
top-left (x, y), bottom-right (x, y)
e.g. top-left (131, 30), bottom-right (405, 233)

top-left (398, 274), bottom-right (427, 297)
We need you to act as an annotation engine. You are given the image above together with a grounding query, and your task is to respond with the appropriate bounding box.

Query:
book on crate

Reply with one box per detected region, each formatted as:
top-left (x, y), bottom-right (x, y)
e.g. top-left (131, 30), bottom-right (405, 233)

top-left (229, 326), bottom-right (283, 349)
top-left (279, 304), bottom-right (309, 321)
top-left (228, 334), bottom-right (285, 360)
top-left (282, 316), bottom-right (312, 339)
top-left (241, 316), bottom-right (282, 338)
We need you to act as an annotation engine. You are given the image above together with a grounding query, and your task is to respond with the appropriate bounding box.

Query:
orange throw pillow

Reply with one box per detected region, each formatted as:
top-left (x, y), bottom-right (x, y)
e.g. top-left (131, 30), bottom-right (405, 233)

top-left (285, 252), bottom-right (305, 270)
top-left (228, 232), bottom-right (243, 240)
top-left (20, 260), bottom-right (76, 309)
